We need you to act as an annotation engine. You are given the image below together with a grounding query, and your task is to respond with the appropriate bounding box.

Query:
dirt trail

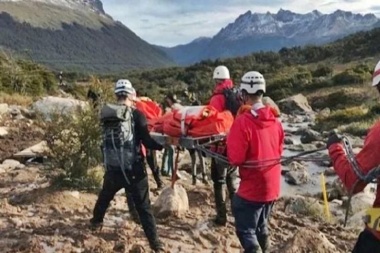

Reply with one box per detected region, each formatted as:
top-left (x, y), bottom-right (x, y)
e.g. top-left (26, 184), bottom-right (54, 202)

top-left (0, 163), bottom-right (358, 253)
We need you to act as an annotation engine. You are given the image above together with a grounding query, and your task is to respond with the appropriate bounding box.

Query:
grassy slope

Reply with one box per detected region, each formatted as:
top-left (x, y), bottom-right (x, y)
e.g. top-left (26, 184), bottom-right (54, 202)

top-left (0, 2), bottom-right (113, 29)
top-left (0, 2), bottom-right (174, 73)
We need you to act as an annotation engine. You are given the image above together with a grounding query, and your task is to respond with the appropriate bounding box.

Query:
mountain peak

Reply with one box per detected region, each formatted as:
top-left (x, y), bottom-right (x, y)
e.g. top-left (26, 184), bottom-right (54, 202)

top-left (0, 0), bottom-right (106, 14)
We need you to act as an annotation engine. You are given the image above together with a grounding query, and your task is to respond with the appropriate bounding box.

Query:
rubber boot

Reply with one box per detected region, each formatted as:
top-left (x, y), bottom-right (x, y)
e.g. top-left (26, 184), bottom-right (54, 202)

top-left (202, 174), bottom-right (209, 185)
top-left (257, 234), bottom-right (269, 253)
top-left (152, 167), bottom-right (164, 189)
top-left (192, 175), bottom-right (197, 185)
top-left (213, 184), bottom-right (227, 226)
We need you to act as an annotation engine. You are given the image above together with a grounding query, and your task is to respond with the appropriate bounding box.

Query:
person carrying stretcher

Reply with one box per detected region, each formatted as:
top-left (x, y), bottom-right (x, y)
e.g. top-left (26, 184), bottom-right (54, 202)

top-left (227, 71), bottom-right (284, 253)
top-left (208, 65), bottom-right (239, 226)
top-left (326, 60), bottom-right (380, 253)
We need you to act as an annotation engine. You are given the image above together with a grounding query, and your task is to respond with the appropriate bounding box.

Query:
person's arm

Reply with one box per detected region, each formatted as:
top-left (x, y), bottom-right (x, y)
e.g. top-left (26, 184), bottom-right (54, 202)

top-left (227, 117), bottom-right (249, 166)
top-left (328, 123), bottom-right (380, 194)
top-left (134, 109), bottom-right (163, 150)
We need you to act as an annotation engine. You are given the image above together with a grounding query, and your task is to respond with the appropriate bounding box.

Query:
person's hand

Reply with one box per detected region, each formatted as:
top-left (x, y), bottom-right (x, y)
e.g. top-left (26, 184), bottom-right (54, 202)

top-left (326, 132), bottom-right (342, 149)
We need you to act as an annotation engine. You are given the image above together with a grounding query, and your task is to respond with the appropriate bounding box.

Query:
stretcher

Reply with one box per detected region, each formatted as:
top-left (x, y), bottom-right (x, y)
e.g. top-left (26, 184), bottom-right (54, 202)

top-left (150, 132), bottom-right (226, 149)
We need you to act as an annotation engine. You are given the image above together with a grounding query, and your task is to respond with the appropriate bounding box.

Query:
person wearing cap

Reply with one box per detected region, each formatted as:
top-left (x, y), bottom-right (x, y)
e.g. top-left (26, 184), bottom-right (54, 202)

top-left (90, 79), bottom-right (165, 252)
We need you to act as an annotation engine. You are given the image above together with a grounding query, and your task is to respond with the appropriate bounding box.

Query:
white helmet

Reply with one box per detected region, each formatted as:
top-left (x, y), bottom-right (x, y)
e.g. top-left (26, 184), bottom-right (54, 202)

top-left (372, 60), bottom-right (380, 87)
top-left (240, 71), bottom-right (266, 94)
top-left (213, 65), bottom-right (230, 79)
top-left (114, 79), bottom-right (134, 94)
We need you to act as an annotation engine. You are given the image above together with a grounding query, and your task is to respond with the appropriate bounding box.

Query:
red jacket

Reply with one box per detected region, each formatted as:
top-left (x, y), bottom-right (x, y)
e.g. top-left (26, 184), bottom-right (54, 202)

top-left (209, 79), bottom-right (234, 112)
top-left (227, 103), bottom-right (284, 202)
top-left (329, 121), bottom-right (380, 238)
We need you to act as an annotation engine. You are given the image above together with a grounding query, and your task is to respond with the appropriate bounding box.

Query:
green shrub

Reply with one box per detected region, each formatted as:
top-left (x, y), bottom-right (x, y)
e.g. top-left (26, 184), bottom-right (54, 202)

top-left (43, 105), bottom-right (103, 191)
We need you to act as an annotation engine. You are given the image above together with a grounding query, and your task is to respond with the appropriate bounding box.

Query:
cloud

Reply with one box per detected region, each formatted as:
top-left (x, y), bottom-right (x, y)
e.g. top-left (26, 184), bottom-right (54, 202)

top-left (102, 0), bottom-right (378, 47)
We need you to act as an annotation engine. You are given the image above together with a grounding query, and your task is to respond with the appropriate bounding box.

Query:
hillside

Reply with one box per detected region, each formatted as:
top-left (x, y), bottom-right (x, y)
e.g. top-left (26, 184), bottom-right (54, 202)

top-left (161, 9), bottom-right (380, 65)
top-left (0, 0), bottom-right (174, 73)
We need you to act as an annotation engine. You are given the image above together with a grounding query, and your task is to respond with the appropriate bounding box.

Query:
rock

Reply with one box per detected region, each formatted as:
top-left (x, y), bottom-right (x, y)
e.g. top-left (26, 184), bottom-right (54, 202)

top-left (318, 108), bottom-right (331, 118)
top-left (331, 178), bottom-right (348, 197)
top-left (68, 191), bottom-right (80, 199)
top-left (281, 227), bottom-right (337, 253)
top-left (9, 106), bottom-right (21, 117)
top-left (153, 184), bottom-right (189, 219)
top-left (284, 196), bottom-right (324, 219)
top-left (278, 94), bottom-right (313, 115)
top-left (284, 137), bottom-right (294, 145)
top-left (31, 96), bottom-right (88, 121)
top-left (2, 159), bottom-right (21, 170)
top-left (0, 127), bottom-right (8, 137)
top-left (129, 244), bottom-right (146, 253)
top-left (0, 167), bottom-right (5, 174)
top-left (324, 167), bottom-right (336, 176)
top-left (13, 141), bottom-right (48, 159)
top-left (0, 103), bottom-right (9, 115)
top-left (300, 129), bottom-right (322, 144)
top-left (262, 96), bottom-right (280, 114)
top-left (284, 162), bottom-right (310, 185)
top-left (346, 191), bottom-right (375, 214)
top-left (287, 144), bottom-right (318, 152)
top-left (9, 217), bottom-right (23, 227)
top-left (346, 210), bottom-right (366, 230)
top-left (20, 108), bottom-right (36, 119)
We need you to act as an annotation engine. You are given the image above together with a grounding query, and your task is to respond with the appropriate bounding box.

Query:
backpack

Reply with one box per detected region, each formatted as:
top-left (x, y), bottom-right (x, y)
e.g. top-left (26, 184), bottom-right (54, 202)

top-left (100, 103), bottom-right (139, 172)
top-left (222, 88), bottom-right (241, 117)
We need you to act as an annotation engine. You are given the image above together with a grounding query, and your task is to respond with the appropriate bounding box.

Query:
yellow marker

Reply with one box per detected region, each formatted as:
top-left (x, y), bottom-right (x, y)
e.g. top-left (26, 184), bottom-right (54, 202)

top-left (321, 173), bottom-right (331, 222)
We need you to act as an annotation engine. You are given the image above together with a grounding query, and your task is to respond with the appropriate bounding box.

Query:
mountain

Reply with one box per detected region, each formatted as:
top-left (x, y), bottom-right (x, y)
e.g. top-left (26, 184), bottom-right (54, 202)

top-left (0, 0), bottom-right (174, 73)
top-left (161, 9), bottom-right (380, 65)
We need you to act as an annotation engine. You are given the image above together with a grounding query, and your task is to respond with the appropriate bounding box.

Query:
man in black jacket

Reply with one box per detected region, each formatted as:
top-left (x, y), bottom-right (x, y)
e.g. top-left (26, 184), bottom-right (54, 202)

top-left (90, 79), bottom-right (164, 252)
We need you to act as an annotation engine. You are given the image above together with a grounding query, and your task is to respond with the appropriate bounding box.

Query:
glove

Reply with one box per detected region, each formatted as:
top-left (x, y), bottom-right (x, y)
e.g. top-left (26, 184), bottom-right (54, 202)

top-left (326, 132), bottom-right (342, 149)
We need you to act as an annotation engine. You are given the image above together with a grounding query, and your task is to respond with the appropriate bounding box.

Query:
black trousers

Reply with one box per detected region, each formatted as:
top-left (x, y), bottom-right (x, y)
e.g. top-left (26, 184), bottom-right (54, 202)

top-left (232, 194), bottom-right (274, 253)
top-left (91, 170), bottom-right (161, 249)
top-left (352, 229), bottom-right (380, 253)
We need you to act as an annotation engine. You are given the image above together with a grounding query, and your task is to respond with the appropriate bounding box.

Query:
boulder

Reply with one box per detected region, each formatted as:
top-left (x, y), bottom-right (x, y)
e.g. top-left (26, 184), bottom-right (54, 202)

top-left (31, 96), bottom-right (88, 121)
top-left (284, 161), bottom-right (310, 185)
top-left (281, 227), bottom-right (337, 253)
top-left (287, 143), bottom-right (318, 152)
top-left (9, 106), bottom-right (21, 117)
top-left (0, 103), bottom-right (9, 115)
top-left (284, 137), bottom-right (294, 145)
top-left (0, 127), bottom-right (8, 137)
top-left (13, 141), bottom-right (48, 159)
top-left (284, 196), bottom-right (324, 219)
top-left (262, 96), bottom-right (280, 114)
top-left (318, 108), bottom-right (331, 118)
top-left (1, 159), bottom-right (21, 170)
top-left (153, 184), bottom-right (189, 219)
top-left (278, 94), bottom-right (313, 115)
top-left (300, 129), bottom-right (322, 144)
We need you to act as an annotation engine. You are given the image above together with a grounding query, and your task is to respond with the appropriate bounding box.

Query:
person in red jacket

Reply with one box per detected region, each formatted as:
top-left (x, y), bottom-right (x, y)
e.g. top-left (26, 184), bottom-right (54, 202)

top-left (327, 60), bottom-right (380, 253)
top-left (208, 65), bottom-right (239, 226)
top-left (227, 71), bottom-right (284, 253)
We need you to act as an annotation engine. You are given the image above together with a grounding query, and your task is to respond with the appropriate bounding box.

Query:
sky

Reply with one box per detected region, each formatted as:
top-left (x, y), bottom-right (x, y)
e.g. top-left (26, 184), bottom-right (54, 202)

top-left (102, 0), bottom-right (380, 47)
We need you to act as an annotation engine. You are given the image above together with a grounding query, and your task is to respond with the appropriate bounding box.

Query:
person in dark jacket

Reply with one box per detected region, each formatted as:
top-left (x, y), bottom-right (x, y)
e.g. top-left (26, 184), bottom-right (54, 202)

top-left (90, 79), bottom-right (165, 253)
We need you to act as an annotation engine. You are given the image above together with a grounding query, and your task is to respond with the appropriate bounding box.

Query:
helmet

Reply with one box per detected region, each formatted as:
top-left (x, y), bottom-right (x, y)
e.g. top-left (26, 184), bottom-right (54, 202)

top-left (213, 65), bottom-right (230, 79)
top-left (114, 79), bottom-right (134, 94)
top-left (372, 60), bottom-right (380, 87)
top-left (240, 71), bottom-right (266, 94)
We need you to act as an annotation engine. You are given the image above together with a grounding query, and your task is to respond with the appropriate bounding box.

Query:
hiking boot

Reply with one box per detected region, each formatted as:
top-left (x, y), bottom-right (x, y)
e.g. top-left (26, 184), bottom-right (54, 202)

top-left (150, 241), bottom-right (165, 253)
top-left (89, 220), bottom-right (103, 231)
top-left (213, 216), bottom-right (227, 226)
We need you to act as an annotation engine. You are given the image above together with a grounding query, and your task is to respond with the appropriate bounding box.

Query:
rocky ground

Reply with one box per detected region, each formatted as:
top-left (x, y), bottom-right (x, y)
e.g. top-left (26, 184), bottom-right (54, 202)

top-left (0, 94), bottom-right (371, 253)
